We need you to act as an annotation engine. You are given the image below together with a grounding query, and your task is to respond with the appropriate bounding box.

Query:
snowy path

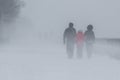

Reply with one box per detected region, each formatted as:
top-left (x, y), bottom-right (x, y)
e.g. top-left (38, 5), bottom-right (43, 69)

top-left (0, 43), bottom-right (120, 80)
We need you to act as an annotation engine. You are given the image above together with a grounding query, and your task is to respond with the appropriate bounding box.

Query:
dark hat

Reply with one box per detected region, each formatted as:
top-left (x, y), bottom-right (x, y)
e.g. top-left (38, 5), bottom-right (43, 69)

top-left (69, 22), bottom-right (74, 27)
top-left (87, 24), bottom-right (93, 30)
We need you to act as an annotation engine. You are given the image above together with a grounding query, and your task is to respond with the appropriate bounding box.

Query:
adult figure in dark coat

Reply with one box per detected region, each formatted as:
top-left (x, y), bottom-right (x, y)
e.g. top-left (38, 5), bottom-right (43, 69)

top-left (63, 22), bottom-right (76, 59)
top-left (84, 24), bottom-right (95, 58)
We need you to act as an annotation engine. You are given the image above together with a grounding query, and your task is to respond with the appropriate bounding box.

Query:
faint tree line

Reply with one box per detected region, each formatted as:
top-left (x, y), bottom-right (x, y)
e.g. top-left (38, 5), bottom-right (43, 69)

top-left (0, 0), bottom-right (24, 42)
top-left (0, 0), bottom-right (24, 23)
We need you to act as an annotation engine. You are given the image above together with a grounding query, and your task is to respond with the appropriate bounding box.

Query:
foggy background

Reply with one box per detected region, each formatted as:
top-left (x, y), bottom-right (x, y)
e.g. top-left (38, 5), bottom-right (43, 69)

top-left (3, 0), bottom-right (119, 44)
top-left (0, 0), bottom-right (120, 80)
top-left (20, 0), bottom-right (120, 42)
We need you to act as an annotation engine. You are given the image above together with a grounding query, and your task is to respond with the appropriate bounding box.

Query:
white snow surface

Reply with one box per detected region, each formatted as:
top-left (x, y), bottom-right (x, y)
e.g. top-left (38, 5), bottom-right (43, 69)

top-left (0, 42), bottom-right (120, 80)
top-left (1, 0), bottom-right (120, 79)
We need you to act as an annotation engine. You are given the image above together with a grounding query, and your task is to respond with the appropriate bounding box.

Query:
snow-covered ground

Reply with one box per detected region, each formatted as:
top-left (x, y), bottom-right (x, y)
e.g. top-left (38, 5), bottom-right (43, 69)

top-left (1, 0), bottom-right (120, 79)
top-left (0, 42), bottom-right (120, 80)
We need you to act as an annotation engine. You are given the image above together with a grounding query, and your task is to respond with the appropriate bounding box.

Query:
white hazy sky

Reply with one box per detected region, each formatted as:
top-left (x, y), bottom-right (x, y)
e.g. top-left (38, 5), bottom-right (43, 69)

top-left (21, 0), bottom-right (120, 38)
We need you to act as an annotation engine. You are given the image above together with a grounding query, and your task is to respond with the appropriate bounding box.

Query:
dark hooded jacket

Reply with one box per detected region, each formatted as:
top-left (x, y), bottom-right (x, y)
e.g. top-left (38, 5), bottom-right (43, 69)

top-left (64, 27), bottom-right (76, 44)
top-left (84, 30), bottom-right (95, 44)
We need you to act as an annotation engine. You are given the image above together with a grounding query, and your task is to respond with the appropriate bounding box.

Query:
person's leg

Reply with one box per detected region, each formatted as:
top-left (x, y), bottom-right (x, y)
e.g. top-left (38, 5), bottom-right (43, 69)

top-left (86, 44), bottom-right (93, 58)
top-left (66, 44), bottom-right (70, 58)
top-left (69, 44), bottom-right (74, 59)
top-left (66, 43), bottom-right (74, 59)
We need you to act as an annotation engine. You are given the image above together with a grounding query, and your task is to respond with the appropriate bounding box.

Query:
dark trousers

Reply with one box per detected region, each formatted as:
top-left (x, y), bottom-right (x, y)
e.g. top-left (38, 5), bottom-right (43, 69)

top-left (66, 42), bottom-right (74, 59)
top-left (86, 43), bottom-right (93, 58)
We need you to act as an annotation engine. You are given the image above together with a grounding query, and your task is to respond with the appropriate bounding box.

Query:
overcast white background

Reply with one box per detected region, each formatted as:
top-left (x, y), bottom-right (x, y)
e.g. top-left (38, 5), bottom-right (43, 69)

top-left (21, 0), bottom-right (120, 39)
top-left (0, 0), bottom-right (120, 80)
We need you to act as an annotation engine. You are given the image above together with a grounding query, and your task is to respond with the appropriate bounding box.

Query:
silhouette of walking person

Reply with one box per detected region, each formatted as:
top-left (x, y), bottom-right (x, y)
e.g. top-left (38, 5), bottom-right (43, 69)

top-left (76, 30), bottom-right (84, 59)
top-left (84, 24), bottom-right (95, 58)
top-left (63, 22), bottom-right (76, 59)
